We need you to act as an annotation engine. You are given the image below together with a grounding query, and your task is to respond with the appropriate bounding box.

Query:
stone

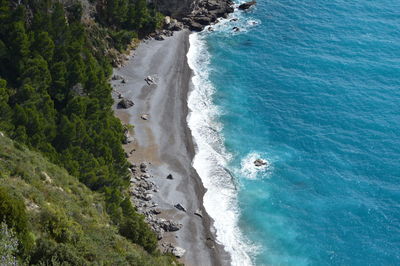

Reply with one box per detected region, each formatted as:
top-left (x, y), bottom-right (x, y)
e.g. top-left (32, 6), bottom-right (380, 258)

top-left (0, 132), bottom-right (3, 137)
top-left (155, 34), bottom-right (165, 41)
top-left (144, 76), bottom-right (156, 85)
top-left (141, 173), bottom-right (150, 179)
top-left (172, 247), bottom-right (186, 258)
top-left (117, 98), bottom-right (134, 109)
top-left (123, 131), bottom-right (134, 144)
top-left (140, 163), bottom-right (147, 171)
top-left (254, 158), bottom-right (267, 167)
top-left (164, 16), bottom-right (171, 25)
top-left (152, 208), bottom-right (162, 215)
top-left (239, 0), bottom-right (256, 10)
top-left (121, 79), bottom-right (126, 83)
top-left (174, 203), bottom-right (187, 212)
top-left (194, 16), bottom-right (213, 25)
top-left (233, 26), bottom-right (240, 32)
top-left (112, 74), bottom-right (123, 80)
top-left (141, 114), bottom-right (149, 120)
top-left (166, 174), bottom-right (174, 180)
top-left (194, 209), bottom-right (203, 218)
top-left (188, 21), bottom-right (205, 31)
top-left (118, 93), bottom-right (123, 99)
top-left (208, 27), bottom-right (214, 31)
top-left (143, 193), bottom-right (153, 201)
top-left (230, 18), bottom-right (238, 21)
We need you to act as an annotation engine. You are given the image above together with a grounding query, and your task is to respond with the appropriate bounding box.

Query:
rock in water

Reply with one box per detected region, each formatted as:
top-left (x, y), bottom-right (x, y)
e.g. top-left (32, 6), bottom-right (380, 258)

top-left (172, 247), bottom-right (186, 258)
top-left (117, 98), bottom-right (134, 109)
top-left (166, 174), bottom-right (173, 180)
top-left (239, 0), bottom-right (256, 10)
top-left (254, 158), bottom-right (267, 167)
top-left (174, 203), bottom-right (187, 212)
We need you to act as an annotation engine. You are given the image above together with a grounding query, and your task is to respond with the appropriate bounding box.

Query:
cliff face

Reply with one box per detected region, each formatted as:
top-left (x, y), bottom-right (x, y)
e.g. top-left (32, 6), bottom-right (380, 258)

top-left (151, 0), bottom-right (199, 18)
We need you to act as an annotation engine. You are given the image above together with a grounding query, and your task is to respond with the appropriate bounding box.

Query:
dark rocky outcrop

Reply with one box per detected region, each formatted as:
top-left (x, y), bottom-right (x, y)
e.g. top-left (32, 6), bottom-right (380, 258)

top-left (176, 0), bottom-right (235, 31)
top-left (254, 158), bottom-right (267, 167)
top-left (238, 0), bottom-right (256, 10)
top-left (117, 98), bottom-right (134, 109)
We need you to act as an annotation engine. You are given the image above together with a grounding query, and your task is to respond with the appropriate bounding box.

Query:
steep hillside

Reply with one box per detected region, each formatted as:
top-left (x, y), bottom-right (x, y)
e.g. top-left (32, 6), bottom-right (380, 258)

top-left (0, 134), bottom-right (176, 265)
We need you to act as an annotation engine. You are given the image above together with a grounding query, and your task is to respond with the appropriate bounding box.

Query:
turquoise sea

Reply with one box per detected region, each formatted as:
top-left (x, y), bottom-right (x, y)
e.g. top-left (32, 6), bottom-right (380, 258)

top-left (187, 0), bottom-right (400, 265)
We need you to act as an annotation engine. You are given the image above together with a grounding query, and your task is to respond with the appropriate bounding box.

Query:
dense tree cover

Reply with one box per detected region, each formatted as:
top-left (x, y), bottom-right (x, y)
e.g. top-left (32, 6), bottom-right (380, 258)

top-left (0, 0), bottom-right (162, 262)
top-left (96, 0), bottom-right (164, 36)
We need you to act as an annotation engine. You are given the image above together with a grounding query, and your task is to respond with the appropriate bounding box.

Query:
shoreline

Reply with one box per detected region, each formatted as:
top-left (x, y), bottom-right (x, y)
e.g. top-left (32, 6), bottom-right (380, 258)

top-left (112, 30), bottom-right (231, 265)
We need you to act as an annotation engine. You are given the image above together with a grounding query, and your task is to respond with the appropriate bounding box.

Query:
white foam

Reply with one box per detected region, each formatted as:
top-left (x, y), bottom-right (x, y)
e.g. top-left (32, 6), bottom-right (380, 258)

top-left (203, 8), bottom-right (261, 35)
top-left (187, 33), bottom-right (255, 266)
top-left (239, 152), bottom-right (270, 180)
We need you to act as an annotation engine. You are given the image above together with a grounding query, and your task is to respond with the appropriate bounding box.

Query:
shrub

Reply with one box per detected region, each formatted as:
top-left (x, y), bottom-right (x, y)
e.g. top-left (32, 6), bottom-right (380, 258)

top-left (0, 187), bottom-right (33, 255)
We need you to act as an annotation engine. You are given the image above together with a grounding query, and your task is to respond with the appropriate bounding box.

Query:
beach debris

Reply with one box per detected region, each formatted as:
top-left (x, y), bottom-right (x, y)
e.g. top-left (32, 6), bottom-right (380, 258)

top-left (233, 26), bottom-right (240, 32)
top-left (0, 132), bottom-right (4, 137)
top-left (166, 174), bottom-right (174, 180)
top-left (174, 203), bottom-right (187, 212)
top-left (254, 158), bottom-right (267, 167)
top-left (112, 74), bottom-right (124, 80)
top-left (172, 247), bottom-right (186, 258)
top-left (239, 0), bottom-right (257, 10)
top-left (144, 75), bottom-right (156, 85)
top-left (117, 98), bottom-right (134, 109)
top-left (194, 208), bottom-right (203, 218)
top-left (141, 114), bottom-right (149, 120)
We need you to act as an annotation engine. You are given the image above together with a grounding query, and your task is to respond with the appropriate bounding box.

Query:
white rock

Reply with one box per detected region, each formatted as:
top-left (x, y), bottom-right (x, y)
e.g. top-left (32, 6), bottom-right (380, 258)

top-left (172, 247), bottom-right (186, 258)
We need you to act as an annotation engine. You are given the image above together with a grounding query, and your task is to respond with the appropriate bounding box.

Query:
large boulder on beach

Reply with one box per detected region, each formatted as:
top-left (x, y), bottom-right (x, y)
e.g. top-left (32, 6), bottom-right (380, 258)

top-left (188, 21), bottom-right (205, 31)
top-left (117, 98), bottom-right (134, 109)
top-left (172, 247), bottom-right (186, 258)
top-left (239, 0), bottom-right (256, 10)
top-left (144, 76), bottom-right (156, 85)
top-left (174, 203), bottom-right (187, 212)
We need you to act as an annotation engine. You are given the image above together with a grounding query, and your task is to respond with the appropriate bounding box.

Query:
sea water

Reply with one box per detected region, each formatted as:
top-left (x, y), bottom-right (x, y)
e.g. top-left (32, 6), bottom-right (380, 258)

top-left (187, 0), bottom-right (400, 265)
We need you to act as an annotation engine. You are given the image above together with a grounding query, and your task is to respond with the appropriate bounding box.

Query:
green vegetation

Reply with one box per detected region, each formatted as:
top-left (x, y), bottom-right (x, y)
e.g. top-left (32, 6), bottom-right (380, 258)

top-left (0, 135), bottom-right (176, 264)
top-left (0, 0), bottom-right (170, 264)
